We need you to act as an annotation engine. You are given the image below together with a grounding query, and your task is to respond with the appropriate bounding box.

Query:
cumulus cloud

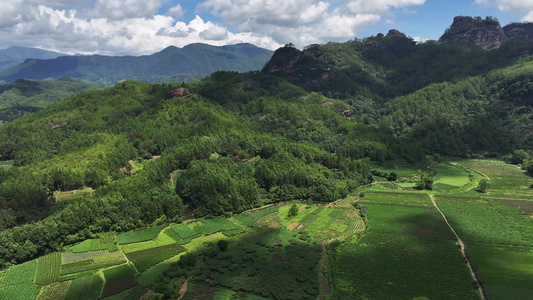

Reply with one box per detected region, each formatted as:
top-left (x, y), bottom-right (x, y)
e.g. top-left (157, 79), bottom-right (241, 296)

top-left (347, 0), bottom-right (426, 14)
top-left (199, 26), bottom-right (228, 40)
top-left (474, 0), bottom-right (533, 21)
top-left (197, 0), bottom-right (425, 48)
top-left (0, 0), bottom-right (428, 55)
top-left (166, 4), bottom-right (185, 19)
top-left (87, 0), bottom-right (162, 20)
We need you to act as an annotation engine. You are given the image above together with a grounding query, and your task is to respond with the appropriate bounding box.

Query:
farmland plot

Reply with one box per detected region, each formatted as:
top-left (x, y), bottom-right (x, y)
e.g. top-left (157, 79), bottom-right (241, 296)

top-left (63, 273), bottom-right (104, 300)
top-left (38, 281), bottom-right (71, 300)
top-left (126, 243), bottom-right (186, 272)
top-left (69, 234), bottom-right (118, 252)
top-left (35, 252), bottom-right (61, 285)
top-left (328, 201), bottom-right (479, 300)
top-left (116, 224), bottom-right (167, 245)
top-left (0, 260), bottom-right (40, 300)
top-left (60, 251), bottom-right (125, 275)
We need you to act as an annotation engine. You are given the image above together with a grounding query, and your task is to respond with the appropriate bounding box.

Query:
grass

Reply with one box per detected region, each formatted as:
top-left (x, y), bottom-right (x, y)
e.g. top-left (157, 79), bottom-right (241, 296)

top-left (433, 163), bottom-right (470, 187)
top-left (35, 252), bottom-right (61, 285)
top-left (116, 224), bottom-right (167, 245)
top-left (126, 243), bottom-right (186, 272)
top-left (183, 232), bottom-right (228, 251)
top-left (37, 281), bottom-right (71, 300)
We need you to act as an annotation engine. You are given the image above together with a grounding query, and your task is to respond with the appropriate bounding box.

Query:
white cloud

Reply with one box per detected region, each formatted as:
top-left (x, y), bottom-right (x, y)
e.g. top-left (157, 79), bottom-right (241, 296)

top-left (166, 4), bottom-right (185, 19)
top-left (197, 0), bottom-right (426, 48)
top-left (347, 0), bottom-right (426, 14)
top-left (87, 0), bottom-right (162, 20)
top-left (0, 0), bottom-right (428, 56)
top-left (474, 0), bottom-right (533, 21)
top-left (199, 26), bottom-right (228, 40)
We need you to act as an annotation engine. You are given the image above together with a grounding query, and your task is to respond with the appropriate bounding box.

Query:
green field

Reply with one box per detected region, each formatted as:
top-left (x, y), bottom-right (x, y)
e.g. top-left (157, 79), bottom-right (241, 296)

top-left (3, 158), bottom-right (533, 300)
top-left (60, 251), bottom-right (126, 275)
top-left (63, 273), bottom-right (104, 300)
top-left (0, 260), bottom-right (41, 300)
top-left (126, 243), bottom-right (186, 272)
top-left (329, 201), bottom-right (479, 299)
top-left (432, 163), bottom-right (471, 191)
top-left (467, 243), bottom-right (533, 300)
top-left (38, 281), bottom-right (71, 300)
top-left (35, 252), bottom-right (61, 285)
top-left (69, 234), bottom-right (118, 252)
top-left (116, 224), bottom-right (167, 245)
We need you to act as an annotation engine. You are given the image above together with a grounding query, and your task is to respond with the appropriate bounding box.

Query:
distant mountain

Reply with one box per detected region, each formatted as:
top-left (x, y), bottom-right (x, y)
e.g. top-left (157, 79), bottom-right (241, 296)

top-left (0, 78), bottom-right (97, 122)
top-left (0, 46), bottom-right (67, 72)
top-left (0, 43), bottom-right (274, 85)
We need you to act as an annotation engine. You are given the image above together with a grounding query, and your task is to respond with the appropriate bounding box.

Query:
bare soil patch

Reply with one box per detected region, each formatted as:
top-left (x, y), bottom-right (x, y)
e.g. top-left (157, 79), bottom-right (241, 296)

top-left (345, 210), bottom-right (357, 217)
top-left (287, 222), bottom-right (300, 231)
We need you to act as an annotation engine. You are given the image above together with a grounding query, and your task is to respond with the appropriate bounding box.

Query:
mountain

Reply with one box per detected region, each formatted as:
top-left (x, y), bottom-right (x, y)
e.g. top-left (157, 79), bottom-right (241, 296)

top-left (0, 78), bottom-right (98, 123)
top-left (0, 43), bottom-right (273, 85)
top-left (0, 46), bottom-right (67, 72)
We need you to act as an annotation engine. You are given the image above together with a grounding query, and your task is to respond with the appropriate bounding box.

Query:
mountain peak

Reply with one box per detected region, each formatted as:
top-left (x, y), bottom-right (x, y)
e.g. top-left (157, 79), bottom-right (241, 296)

top-left (439, 16), bottom-right (507, 49)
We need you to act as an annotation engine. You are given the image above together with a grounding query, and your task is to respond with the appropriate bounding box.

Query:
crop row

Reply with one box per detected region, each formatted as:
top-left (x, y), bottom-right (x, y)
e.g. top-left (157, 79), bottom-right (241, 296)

top-left (116, 225), bottom-right (167, 245)
top-left (37, 281), bottom-right (71, 300)
top-left (35, 252), bottom-right (61, 285)
top-left (61, 251), bottom-right (125, 275)
top-left (127, 244), bottom-right (186, 272)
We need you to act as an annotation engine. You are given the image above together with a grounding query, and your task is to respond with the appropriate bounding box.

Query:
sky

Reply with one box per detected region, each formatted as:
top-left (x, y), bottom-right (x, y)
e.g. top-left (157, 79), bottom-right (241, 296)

top-left (0, 0), bottom-right (531, 56)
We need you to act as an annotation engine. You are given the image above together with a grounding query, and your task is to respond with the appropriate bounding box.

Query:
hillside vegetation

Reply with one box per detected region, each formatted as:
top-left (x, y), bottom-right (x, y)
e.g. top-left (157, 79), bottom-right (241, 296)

top-left (0, 17), bottom-right (533, 299)
top-left (0, 78), bottom-right (97, 122)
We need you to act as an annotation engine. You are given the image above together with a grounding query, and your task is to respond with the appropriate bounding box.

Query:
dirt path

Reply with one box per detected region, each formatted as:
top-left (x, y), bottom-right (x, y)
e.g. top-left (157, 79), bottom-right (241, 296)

top-left (430, 195), bottom-right (487, 300)
top-left (140, 290), bottom-right (152, 300)
top-left (178, 276), bottom-right (193, 300)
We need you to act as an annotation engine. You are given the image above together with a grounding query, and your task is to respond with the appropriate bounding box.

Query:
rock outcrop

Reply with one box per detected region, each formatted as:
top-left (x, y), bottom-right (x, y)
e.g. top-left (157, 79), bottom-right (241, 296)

top-left (503, 22), bottom-right (533, 41)
top-left (264, 45), bottom-right (302, 73)
top-left (439, 16), bottom-right (507, 49)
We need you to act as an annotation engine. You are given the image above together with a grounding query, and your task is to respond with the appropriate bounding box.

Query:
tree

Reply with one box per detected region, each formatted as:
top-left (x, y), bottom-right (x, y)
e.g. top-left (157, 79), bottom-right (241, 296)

top-left (387, 172), bottom-right (398, 181)
top-left (217, 240), bottom-right (228, 252)
top-left (288, 204), bottom-right (298, 217)
top-left (477, 178), bottom-right (489, 193)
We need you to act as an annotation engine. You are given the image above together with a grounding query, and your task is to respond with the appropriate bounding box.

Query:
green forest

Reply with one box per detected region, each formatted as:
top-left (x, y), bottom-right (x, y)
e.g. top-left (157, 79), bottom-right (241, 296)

top-left (0, 27), bottom-right (533, 300)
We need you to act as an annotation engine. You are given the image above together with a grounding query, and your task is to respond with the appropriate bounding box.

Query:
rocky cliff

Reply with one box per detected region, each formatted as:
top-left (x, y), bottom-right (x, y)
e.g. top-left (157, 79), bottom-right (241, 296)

top-left (439, 16), bottom-right (507, 49)
top-left (503, 22), bottom-right (533, 40)
top-left (264, 45), bottom-right (303, 73)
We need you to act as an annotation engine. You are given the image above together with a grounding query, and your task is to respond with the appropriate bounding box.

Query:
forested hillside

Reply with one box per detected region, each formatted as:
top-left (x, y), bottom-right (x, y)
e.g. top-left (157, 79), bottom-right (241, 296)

top-left (0, 78), bottom-right (97, 122)
top-left (0, 72), bottom-right (408, 267)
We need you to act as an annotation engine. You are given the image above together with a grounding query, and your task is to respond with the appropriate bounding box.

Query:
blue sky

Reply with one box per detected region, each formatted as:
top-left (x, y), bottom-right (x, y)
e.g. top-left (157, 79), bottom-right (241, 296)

top-left (0, 0), bottom-right (531, 55)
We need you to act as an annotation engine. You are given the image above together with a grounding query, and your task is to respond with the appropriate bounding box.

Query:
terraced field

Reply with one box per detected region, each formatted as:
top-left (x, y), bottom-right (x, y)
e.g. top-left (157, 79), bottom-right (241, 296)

top-left (1, 158), bottom-right (531, 299)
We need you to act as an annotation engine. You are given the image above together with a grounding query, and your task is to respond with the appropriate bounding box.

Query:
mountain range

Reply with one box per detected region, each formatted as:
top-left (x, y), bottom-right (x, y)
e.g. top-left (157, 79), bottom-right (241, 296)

top-left (0, 46), bottom-right (68, 72)
top-left (0, 43), bottom-right (273, 85)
